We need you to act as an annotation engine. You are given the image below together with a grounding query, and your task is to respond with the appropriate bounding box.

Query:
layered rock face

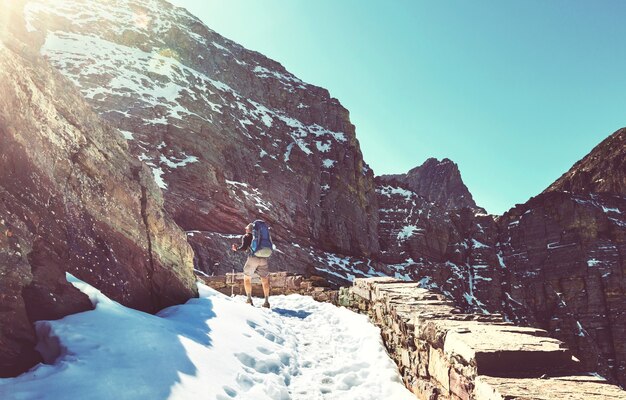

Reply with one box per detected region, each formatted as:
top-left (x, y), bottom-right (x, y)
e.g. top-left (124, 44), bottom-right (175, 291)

top-left (0, 4), bottom-right (196, 377)
top-left (377, 150), bottom-right (626, 386)
top-left (25, 0), bottom-right (379, 276)
top-left (495, 128), bottom-right (626, 385)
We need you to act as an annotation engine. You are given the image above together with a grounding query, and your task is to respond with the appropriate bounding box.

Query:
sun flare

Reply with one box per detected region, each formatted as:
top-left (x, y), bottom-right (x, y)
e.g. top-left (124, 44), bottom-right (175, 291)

top-left (133, 11), bottom-right (150, 30)
top-left (0, 0), bottom-right (14, 41)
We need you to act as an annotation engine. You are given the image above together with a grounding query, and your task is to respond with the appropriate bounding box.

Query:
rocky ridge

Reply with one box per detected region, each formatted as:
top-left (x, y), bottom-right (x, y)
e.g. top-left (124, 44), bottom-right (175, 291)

top-left (343, 277), bottom-right (626, 399)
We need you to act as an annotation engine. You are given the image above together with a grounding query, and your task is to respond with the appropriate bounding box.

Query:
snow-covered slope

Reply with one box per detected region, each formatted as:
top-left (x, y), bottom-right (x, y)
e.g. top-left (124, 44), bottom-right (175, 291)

top-left (0, 275), bottom-right (413, 400)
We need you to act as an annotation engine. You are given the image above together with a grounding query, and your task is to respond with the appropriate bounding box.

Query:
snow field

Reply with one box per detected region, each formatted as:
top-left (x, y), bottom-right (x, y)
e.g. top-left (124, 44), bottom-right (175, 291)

top-left (0, 275), bottom-right (413, 400)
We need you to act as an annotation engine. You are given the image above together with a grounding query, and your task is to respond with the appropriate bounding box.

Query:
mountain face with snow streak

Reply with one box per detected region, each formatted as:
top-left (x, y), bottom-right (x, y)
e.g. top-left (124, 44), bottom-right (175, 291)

top-left (0, 1), bottom-right (197, 377)
top-left (377, 147), bottom-right (626, 386)
top-left (24, 0), bottom-right (379, 276)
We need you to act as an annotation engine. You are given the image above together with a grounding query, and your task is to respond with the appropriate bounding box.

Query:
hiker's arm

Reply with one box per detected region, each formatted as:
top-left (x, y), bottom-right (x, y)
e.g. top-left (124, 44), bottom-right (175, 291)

top-left (234, 234), bottom-right (251, 252)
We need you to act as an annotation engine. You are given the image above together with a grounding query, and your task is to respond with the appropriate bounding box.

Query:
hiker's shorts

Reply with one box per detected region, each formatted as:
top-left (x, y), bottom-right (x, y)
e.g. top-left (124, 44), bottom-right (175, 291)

top-left (243, 256), bottom-right (269, 278)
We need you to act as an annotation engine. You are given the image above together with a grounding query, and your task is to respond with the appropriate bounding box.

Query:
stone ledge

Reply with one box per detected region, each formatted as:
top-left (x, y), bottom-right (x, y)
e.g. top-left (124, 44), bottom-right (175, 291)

top-left (341, 277), bottom-right (625, 399)
top-left (475, 375), bottom-right (626, 400)
top-left (444, 323), bottom-right (576, 377)
top-left (198, 272), bottom-right (338, 302)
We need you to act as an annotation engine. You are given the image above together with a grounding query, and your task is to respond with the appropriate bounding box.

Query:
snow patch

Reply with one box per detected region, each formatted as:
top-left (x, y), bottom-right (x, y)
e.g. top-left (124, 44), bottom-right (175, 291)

top-left (151, 166), bottom-right (167, 189)
top-left (316, 141), bottom-right (331, 153)
top-left (322, 159), bottom-right (336, 169)
top-left (587, 259), bottom-right (601, 267)
top-left (252, 65), bottom-right (305, 90)
top-left (496, 252), bottom-right (506, 269)
top-left (160, 154), bottom-right (199, 169)
top-left (226, 180), bottom-right (273, 214)
top-left (576, 321), bottom-right (586, 337)
top-left (377, 186), bottom-right (416, 201)
top-left (118, 130), bottom-right (134, 140)
top-left (313, 253), bottom-right (386, 282)
top-left (397, 225), bottom-right (422, 241)
top-left (471, 239), bottom-right (490, 249)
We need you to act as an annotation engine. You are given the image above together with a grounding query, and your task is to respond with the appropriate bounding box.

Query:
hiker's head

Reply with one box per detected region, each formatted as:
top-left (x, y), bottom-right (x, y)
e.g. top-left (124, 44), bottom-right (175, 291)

top-left (245, 223), bottom-right (253, 233)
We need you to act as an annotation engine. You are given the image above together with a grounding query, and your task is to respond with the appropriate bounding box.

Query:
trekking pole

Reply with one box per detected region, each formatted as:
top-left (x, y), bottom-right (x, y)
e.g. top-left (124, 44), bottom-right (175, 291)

top-left (231, 268), bottom-right (235, 298)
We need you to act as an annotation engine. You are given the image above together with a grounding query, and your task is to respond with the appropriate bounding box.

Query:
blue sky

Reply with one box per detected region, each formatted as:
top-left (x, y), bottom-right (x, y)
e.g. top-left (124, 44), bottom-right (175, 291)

top-left (170, 0), bottom-right (626, 215)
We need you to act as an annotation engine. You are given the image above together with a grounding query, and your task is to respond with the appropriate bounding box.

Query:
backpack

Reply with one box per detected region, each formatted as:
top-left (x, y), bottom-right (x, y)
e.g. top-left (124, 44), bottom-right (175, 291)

top-left (250, 220), bottom-right (273, 257)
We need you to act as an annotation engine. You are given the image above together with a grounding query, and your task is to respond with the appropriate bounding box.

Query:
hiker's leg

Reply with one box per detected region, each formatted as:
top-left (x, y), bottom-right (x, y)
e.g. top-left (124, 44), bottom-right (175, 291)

top-left (260, 276), bottom-right (270, 308)
top-left (258, 259), bottom-right (270, 308)
top-left (260, 276), bottom-right (270, 299)
top-left (244, 275), bottom-right (252, 298)
top-left (243, 257), bottom-right (253, 302)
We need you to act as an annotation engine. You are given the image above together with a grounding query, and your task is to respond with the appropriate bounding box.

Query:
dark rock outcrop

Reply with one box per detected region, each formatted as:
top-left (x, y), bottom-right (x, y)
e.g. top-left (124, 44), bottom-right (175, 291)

top-left (375, 177), bottom-right (501, 314)
top-left (25, 0), bottom-right (379, 277)
top-left (0, 3), bottom-right (196, 377)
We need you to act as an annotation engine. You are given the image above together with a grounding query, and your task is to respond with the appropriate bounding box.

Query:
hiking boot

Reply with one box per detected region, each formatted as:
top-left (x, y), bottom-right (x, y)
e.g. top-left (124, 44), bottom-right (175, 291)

top-left (262, 299), bottom-right (270, 309)
top-left (246, 297), bottom-right (254, 306)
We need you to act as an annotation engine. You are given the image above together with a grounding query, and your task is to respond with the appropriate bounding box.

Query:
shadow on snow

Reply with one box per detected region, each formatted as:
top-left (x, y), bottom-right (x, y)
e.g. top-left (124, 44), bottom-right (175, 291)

top-left (271, 308), bottom-right (312, 320)
top-left (0, 284), bottom-right (217, 400)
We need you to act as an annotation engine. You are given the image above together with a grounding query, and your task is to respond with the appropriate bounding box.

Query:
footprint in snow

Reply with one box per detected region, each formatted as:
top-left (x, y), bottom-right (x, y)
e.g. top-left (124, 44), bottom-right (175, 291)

top-left (236, 373), bottom-right (255, 391)
top-left (235, 352), bottom-right (282, 374)
top-left (222, 386), bottom-right (237, 398)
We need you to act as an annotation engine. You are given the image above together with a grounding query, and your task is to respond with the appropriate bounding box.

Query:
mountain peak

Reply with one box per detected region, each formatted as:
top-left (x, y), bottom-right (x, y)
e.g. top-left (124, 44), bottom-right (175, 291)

top-left (378, 158), bottom-right (482, 211)
top-left (545, 128), bottom-right (626, 196)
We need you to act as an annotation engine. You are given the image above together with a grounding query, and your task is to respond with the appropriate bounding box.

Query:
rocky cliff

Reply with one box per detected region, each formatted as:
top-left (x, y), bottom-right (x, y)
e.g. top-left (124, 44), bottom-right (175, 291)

top-left (0, 2), bottom-right (197, 377)
top-left (25, 0), bottom-right (379, 278)
top-left (376, 147), bottom-right (626, 386)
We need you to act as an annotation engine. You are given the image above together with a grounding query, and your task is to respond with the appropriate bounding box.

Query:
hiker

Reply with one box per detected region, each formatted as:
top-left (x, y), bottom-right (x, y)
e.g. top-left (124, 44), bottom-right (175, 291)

top-left (231, 220), bottom-right (273, 308)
